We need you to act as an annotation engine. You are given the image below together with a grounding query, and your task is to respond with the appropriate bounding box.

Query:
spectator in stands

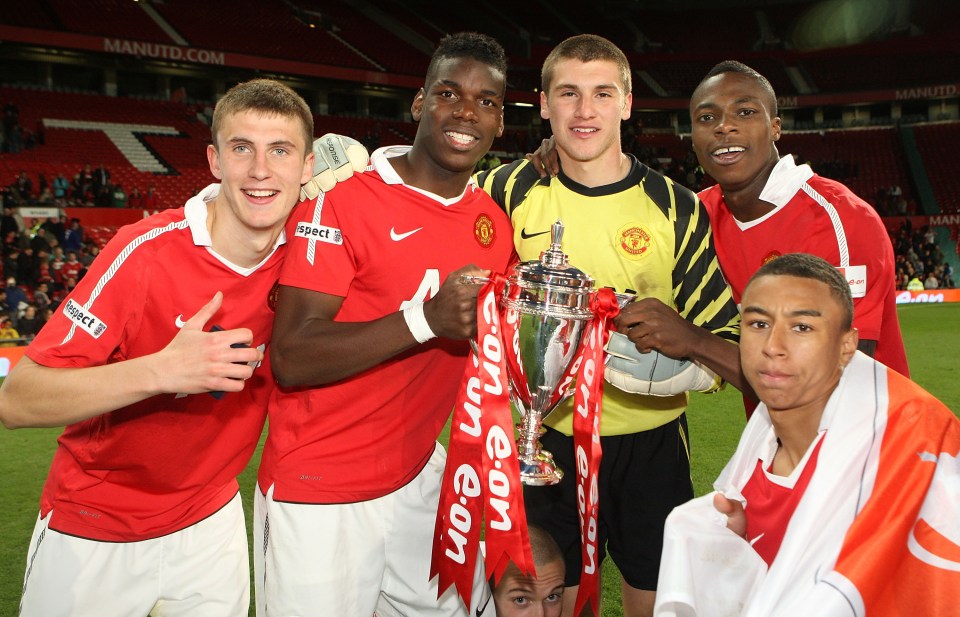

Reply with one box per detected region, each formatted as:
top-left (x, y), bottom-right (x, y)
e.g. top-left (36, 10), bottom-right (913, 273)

top-left (63, 218), bottom-right (84, 253)
top-left (80, 245), bottom-right (98, 268)
top-left (924, 271), bottom-right (940, 289)
top-left (78, 163), bottom-right (94, 197)
top-left (49, 249), bottom-right (64, 286)
top-left (60, 251), bottom-right (83, 284)
top-left (0, 317), bottom-right (20, 347)
top-left (33, 282), bottom-right (51, 314)
top-left (11, 171), bottom-right (32, 205)
top-left (143, 184), bottom-right (159, 209)
top-left (42, 215), bottom-right (66, 247)
top-left (1, 206), bottom-right (22, 240)
top-left (127, 186), bottom-right (144, 209)
top-left (16, 246), bottom-right (39, 288)
top-left (70, 173), bottom-right (85, 205)
top-left (16, 304), bottom-right (41, 339)
top-left (52, 173), bottom-right (69, 206)
top-left (112, 183), bottom-right (127, 208)
top-left (37, 184), bottom-right (53, 205)
top-left (492, 525), bottom-right (565, 617)
top-left (3, 248), bottom-right (19, 282)
top-left (0, 289), bottom-right (10, 322)
top-left (92, 163), bottom-right (111, 194)
top-left (95, 182), bottom-right (112, 207)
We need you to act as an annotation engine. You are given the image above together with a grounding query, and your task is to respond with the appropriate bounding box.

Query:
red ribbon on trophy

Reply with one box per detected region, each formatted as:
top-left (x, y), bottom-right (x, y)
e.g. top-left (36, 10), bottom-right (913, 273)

top-left (431, 274), bottom-right (535, 610)
top-left (572, 288), bottom-right (620, 617)
top-left (432, 275), bottom-right (619, 615)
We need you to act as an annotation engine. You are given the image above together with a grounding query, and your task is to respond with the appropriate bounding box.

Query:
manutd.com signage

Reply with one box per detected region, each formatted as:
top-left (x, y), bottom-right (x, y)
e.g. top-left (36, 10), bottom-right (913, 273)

top-left (896, 290), bottom-right (960, 304)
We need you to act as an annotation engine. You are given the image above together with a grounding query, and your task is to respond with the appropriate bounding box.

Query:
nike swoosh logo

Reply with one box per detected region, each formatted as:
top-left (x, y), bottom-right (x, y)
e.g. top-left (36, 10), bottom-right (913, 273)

top-left (174, 314), bottom-right (186, 328)
top-left (475, 587), bottom-right (492, 617)
top-left (520, 228), bottom-right (549, 239)
top-left (390, 227), bottom-right (423, 241)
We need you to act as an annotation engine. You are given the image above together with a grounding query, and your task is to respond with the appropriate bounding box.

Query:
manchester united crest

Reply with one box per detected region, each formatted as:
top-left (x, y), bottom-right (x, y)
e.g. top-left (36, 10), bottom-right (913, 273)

top-left (268, 280), bottom-right (281, 311)
top-left (762, 251), bottom-right (782, 266)
top-left (616, 223), bottom-right (654, 260)
top-left (474, 213), bottom-right (495, 248)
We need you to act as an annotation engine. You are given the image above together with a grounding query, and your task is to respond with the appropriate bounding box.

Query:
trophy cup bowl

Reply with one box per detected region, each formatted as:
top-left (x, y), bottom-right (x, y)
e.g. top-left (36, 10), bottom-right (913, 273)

top-left (500, 221), bottom-right (594, 486)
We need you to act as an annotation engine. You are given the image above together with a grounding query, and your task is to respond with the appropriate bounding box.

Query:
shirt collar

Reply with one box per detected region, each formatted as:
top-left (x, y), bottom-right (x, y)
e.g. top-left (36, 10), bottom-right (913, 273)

top-left (370, 145), bottom-right (476, 206)
top-left (184, 183), bottom-right (287, 251)
top-left (757, 154), bottom-right (815, 208)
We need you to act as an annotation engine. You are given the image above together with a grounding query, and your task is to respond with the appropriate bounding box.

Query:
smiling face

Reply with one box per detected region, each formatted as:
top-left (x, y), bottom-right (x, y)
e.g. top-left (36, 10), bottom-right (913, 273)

top-left (493, 559), bottom-right (565, 617)
top-left (740, 274), bottom-right (858, 418)
top-left (541, 58), bottom-right (631, 168)
top-left (206, 109), bottom-right (313, 239)
top-left (690, 71), bottom-right (781, 196)
top-left (410, 56), bottom-right (505, 178)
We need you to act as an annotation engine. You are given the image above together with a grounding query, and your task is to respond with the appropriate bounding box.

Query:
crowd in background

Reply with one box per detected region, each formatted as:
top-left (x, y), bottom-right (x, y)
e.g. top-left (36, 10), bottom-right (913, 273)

top-left (3, 162), bottom-right (160, 210)
top-left (894, 220), bottom-right (956, 291)
top-left (0, 208), bottom-right (94, 345)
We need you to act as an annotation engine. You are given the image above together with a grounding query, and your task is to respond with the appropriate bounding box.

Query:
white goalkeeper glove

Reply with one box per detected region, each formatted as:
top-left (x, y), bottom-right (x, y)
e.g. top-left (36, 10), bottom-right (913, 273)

top-left (300, 133), bottom-right (370, 201)
top-left (603, 332), bottom-right (720, 396)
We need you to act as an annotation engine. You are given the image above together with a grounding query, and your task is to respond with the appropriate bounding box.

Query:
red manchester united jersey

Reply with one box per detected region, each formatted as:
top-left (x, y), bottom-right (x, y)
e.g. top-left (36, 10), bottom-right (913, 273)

top-left (260, 146), bottom-right (514, 504)
top-left (700, 156), bottom-right (908, 376)
top-left (28, 185), bottom-right (280, 541)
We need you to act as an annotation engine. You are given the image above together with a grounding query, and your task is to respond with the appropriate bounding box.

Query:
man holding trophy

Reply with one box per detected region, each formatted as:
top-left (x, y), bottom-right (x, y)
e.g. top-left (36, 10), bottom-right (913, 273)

top-left (477, 34), bottom-right (745, 617)
top-left (255, 33), bottom-right (514, 616)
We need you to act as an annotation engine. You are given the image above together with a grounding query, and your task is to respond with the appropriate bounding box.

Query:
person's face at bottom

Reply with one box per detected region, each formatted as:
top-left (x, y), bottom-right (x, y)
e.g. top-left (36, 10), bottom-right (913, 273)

top-left (493, 559), bottom-right (564, 617)
top-left (739, 274), bottom-right (857, 416)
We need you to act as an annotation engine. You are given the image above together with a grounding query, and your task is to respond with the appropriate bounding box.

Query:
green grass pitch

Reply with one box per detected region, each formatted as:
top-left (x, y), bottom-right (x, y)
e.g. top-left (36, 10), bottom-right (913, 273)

top-left (1, 304), bottom-right (958, 616)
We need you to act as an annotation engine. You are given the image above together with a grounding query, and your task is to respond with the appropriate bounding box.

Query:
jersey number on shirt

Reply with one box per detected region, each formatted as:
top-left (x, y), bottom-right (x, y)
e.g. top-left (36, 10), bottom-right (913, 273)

top-left (399, 269), bottom-right (440, 310)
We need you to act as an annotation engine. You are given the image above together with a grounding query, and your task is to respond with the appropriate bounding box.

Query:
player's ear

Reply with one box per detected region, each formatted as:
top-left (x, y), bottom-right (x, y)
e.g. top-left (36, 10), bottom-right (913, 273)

top-left (206, 144), bottom-right (222, 180)
top-left (411, 89), bottom-right (425, 122)
top-left (839, 327), bottom-right (858, 368)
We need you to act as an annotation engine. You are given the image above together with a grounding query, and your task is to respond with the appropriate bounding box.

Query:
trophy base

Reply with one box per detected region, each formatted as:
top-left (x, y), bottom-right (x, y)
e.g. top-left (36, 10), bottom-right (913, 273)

top-left (519, 454), bottom-right (564, 486)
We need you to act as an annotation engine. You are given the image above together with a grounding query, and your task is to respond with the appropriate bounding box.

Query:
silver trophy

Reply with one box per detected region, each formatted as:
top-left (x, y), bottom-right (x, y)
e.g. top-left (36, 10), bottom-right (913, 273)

top-left (500, 220), bottom-right (595, 485)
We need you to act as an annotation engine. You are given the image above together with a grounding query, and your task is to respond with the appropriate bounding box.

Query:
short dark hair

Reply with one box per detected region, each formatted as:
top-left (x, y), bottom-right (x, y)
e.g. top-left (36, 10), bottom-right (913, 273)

top-left (489, 524), bottom-right (563, 586)
top-left (542, 34), bottom-right (631, 94)
top-left (749, 253), bottom-right (854, 330)
top-left (696, 60), bottom-right (778, 117)
top-left (425, 32), bottom-right (507, 93)
top-left (528, 524), bottom-right (563, 569)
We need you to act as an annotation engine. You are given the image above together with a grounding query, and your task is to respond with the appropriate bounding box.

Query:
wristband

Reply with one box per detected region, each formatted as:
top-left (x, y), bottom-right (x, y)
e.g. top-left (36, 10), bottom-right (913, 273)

top-left (403, 303), bottom-right (436, 343)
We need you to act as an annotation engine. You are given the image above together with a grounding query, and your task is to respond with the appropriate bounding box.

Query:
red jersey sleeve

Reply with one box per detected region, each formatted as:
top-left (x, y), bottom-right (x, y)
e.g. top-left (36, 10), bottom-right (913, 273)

top-left (27, 226), bottom-right (149, 369)
top-left (281, 196), bottom-right (356, 297)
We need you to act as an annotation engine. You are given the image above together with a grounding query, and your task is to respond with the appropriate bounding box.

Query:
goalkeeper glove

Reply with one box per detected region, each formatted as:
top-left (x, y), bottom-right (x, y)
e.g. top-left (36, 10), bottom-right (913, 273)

top-left (300, 133), bottom-right (370, 200)
top-left (604, 331), bottom-right (720, 396)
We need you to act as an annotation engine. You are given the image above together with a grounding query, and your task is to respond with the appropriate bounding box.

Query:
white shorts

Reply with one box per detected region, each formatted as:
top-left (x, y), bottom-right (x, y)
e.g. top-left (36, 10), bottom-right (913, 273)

top-left (19, 492), bottom-right (250, 617)
top-left (254, 443), bottom-right (493, 617)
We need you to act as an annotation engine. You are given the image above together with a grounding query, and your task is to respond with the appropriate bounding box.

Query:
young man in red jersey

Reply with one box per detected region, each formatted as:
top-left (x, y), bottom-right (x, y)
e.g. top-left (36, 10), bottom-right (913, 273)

top-left (657, 253), bottom-right (959, 616)
top-left (0, 79), bottom-right (314, 616)
top-left (255, 33), bottom-right (514, 616)
top-left (690, 61), bottom-right (908, 384)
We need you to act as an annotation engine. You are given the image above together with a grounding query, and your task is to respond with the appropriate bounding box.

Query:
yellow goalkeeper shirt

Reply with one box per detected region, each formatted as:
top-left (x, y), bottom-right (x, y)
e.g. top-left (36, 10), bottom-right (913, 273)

top-left (476, 156), bottom-right (740, 436)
